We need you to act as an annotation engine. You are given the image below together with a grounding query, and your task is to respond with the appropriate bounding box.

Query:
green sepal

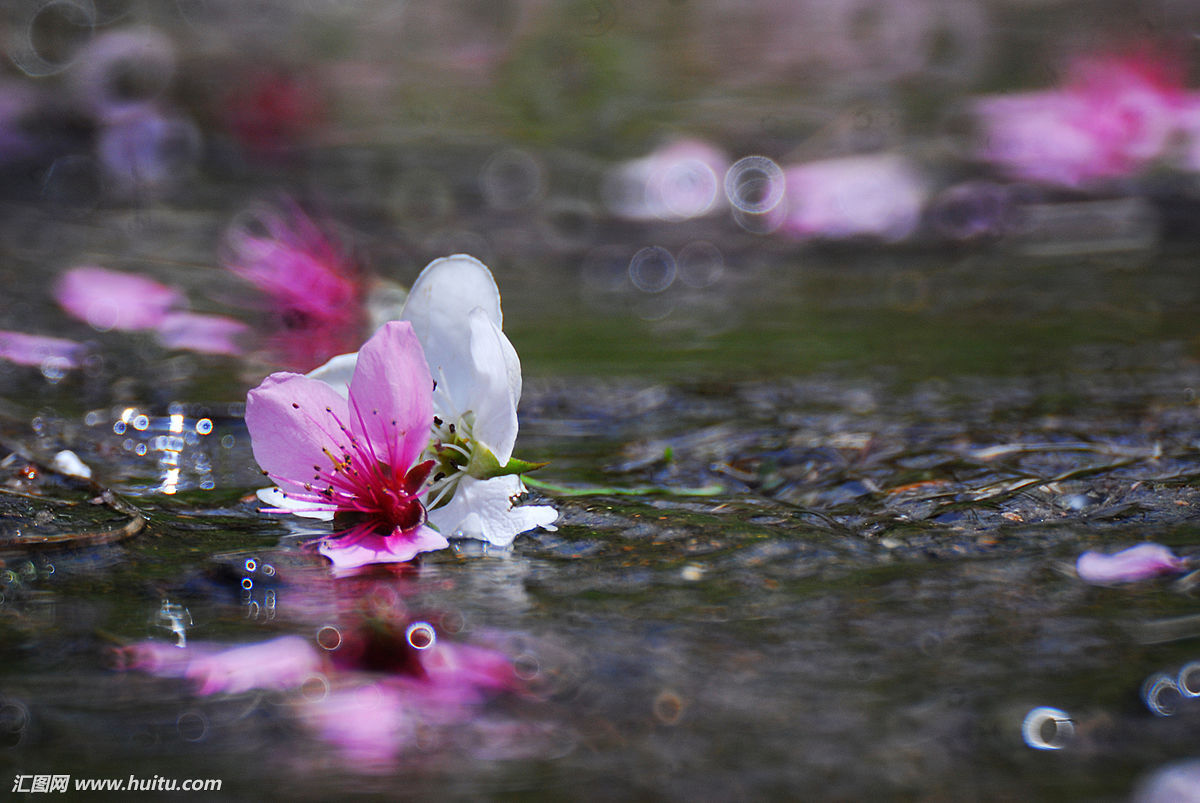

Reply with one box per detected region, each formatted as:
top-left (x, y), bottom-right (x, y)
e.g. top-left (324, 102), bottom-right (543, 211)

top-left (466, 445), bottom-right (548, 480)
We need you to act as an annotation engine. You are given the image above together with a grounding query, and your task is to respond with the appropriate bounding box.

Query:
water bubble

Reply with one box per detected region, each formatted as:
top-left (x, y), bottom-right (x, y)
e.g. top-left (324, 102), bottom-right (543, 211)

top-left (439, 610), bottom-right (464, 634)
top-left (84, 411), bottom-right (101, 427)
top-left (1021, 706), bottom-right (1074, 750)
top-left (113, 420), bottom-right (127, 435)
top-left (405, 621), bottom-right (436, 650)
top-left (724, 156), bottom-right (785, 214)
top-left (241, 577), bottom-right (253, 591)
top-left (132, 414), bottom-right (150, 431)
top-left (8, 0), bottom-right (97, 77)
top-left (514, 653), bottom-right (540, 680)
top-left (194, 418), bottom-right (213, 435)
top-left (1178, 663), bottom-right (1200, 698)
top-left (480, 148), bottom-right (545, 211)
top-left (1144, 673), bottom-right (1184, 717)
top-left (676, 242), bottom-right (724, 289)
top-left (316, 625), bottom-right (342, 651)
top-left (262, 563), bottom-right (276, 577)
top-left (39, 356), bottom-right (72, 383)
top-left (134, 442), bottom-right (147, 456)
top-left (300, 674), bottom-right (329, 702)
top-left (656, 158), bottom-right (720, 219)
top-left (176, 710), bottom-right (208, 742)
top-left (220, 434), bottom-right (235, 449)
top-left (0, 700), bottom-right (29, 747)
top-left (243, 558), bottom-right (257, 573)
top-left (653, 690), bottom-right (686, 725)
top-left (628, 246), bottom-right (676, 294)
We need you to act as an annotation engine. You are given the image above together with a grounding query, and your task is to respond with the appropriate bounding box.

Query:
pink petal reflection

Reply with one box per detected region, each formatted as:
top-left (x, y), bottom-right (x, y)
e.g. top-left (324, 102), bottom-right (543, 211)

top-left (185, 635), bottom-right (324, 695)
top-left (55, 266), bottom-right (183, 331)
top-left (1075, 543), bottom-right (1186, 585)
top-left (118, 636), bottom-right (323, 696)
top-left (302, 683), bottom-right (413, 769)
top-left (0, 330), bottom-right (84, 369)
top-left (155, 311), bottom-right (249, 356)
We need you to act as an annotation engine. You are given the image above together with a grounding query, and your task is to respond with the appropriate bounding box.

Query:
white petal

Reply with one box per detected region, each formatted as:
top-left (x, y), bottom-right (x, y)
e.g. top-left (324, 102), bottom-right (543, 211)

top-left (255, 486), bottom-right (335, 520)
top-left (427, 475), bottom-right (557, 547)
top-left (401, 255), bottom-right (502, 420)
top-left (465, 309), bottom-right (520, 464)
top-left (304, 351), bottom-right (357, 398)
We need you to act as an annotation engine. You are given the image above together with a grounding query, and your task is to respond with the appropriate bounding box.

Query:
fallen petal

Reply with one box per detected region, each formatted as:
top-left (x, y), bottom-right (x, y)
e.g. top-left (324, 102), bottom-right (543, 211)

top-left (1076, 543), bottom-right (1186, 585)
top-left (0, 330), bottom-right (84, 368)
top-left (54, 266), bottom-right (183, 331)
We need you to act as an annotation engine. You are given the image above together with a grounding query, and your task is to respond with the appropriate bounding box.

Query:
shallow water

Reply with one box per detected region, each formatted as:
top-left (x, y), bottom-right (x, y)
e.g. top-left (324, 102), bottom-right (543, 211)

top-left (1, 187), bottom-right (1198, 800)
top-left (3, 1), bottom-right (1200, 800)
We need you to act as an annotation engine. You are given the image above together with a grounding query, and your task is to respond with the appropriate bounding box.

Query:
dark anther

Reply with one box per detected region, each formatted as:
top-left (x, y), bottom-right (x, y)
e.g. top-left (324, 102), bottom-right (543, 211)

top-left (433, 416), bottom-right (443, 427)
top-left (292, 403), bottom-right (300, 409)
top-left (433, 472), bottom-right (446, 482)
top-left (449, 423), bottom-right (456, 434)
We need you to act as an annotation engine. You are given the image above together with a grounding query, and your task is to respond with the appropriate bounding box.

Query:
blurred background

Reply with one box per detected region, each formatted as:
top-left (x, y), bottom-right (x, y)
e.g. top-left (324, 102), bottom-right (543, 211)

top-left (0, 0), bottom-right (1197, 404)
top-left (2, 2), bottom-right (1200, 800)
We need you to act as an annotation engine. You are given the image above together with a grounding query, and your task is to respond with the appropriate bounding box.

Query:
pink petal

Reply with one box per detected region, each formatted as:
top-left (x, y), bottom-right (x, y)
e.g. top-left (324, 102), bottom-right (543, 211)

top-left (184, 636), bottom-right (324, 696)
top-left (156, 311), bottom-right (250, 356)
top-left (1076, 543), bottom-right (1186, 585)
top-left (318, 525), bottom-right (449, 573)
top-left (346, 321), bottom-right (433, 473)
top-left (303, 683), bottom-right (413, 768)
top-left (54, 266), bottom-right (183, 331)
top-left (0, 330), bottom-right (84, 368)
top-left (245, 371), bottom-right (355, 505)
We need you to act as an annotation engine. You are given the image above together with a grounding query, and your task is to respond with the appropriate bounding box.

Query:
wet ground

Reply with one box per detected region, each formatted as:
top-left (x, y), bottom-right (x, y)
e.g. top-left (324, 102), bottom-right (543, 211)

top-left (0, 162), bottom-right (1198, 800)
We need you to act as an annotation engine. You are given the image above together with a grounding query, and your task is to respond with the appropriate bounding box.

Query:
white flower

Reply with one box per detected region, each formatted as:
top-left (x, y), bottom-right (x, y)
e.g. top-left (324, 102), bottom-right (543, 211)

top-left (305, 254), bottom-right (557, 546)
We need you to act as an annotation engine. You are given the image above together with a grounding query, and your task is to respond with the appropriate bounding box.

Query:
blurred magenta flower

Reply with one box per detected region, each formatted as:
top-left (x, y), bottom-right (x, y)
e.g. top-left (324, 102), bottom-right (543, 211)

top-left (1075, 543), bottom-right (1187, 585)
top-left (778, 153), bottom-right (927, 242)
top-left (605, 138), bottom-right (730, 221)
top-left (246, 320), bottom-right (447, 571)
top-left (974, 49), bottom-right (1185, 187)
top-left (221, 201), bottom-right (363, 370)
top-left (54, 265), bottom-right (248, 356)
top-left (220, 69), bottom-right (324, 158)
top-left (0, 330), bottom-right (85, 369)
top-left (307, 255), bottom-right (557, 548)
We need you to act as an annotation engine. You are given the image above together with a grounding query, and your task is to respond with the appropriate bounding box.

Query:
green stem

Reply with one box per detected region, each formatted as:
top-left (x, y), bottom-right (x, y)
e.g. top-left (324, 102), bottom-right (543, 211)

top-left (522, 476), bottom-right (724, 498)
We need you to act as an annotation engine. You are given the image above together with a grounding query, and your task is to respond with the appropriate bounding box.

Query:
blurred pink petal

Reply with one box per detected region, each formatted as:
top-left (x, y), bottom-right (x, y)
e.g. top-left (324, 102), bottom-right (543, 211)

top-left (606, 139), bottom-right (729, 221)
top-left (222, 201), bottom-right (362, 370)
top-left (303, 683), bottom-right (413, 769)
top-left (0, 330), bottom-right (84, 368)
top-left (779, 154), bottom-right (926, 241)
top-left (184, 635), bottom-right (324, 696)
top-left (55, 266), bottom-right (183, 331)
top-left (155, 311), bottom-right (249, 356)
top-left (1075, 543), bottom-right (1186, 585)
top-left (318, 525), bottom-right (449, 574)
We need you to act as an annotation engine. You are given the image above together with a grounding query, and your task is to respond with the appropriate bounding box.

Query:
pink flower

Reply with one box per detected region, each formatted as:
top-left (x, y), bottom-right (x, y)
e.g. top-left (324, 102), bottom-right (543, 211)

top-left (1075, 543), bottom-right (1187, 585)
top-left (222, 202), bottom-right (362, 370)
top-left (245, 320), bottom-right (447, 571)
top-left (0, 330), bottom-right (85, 369)
top-left (974, 49), bottom-right (1185, 187)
